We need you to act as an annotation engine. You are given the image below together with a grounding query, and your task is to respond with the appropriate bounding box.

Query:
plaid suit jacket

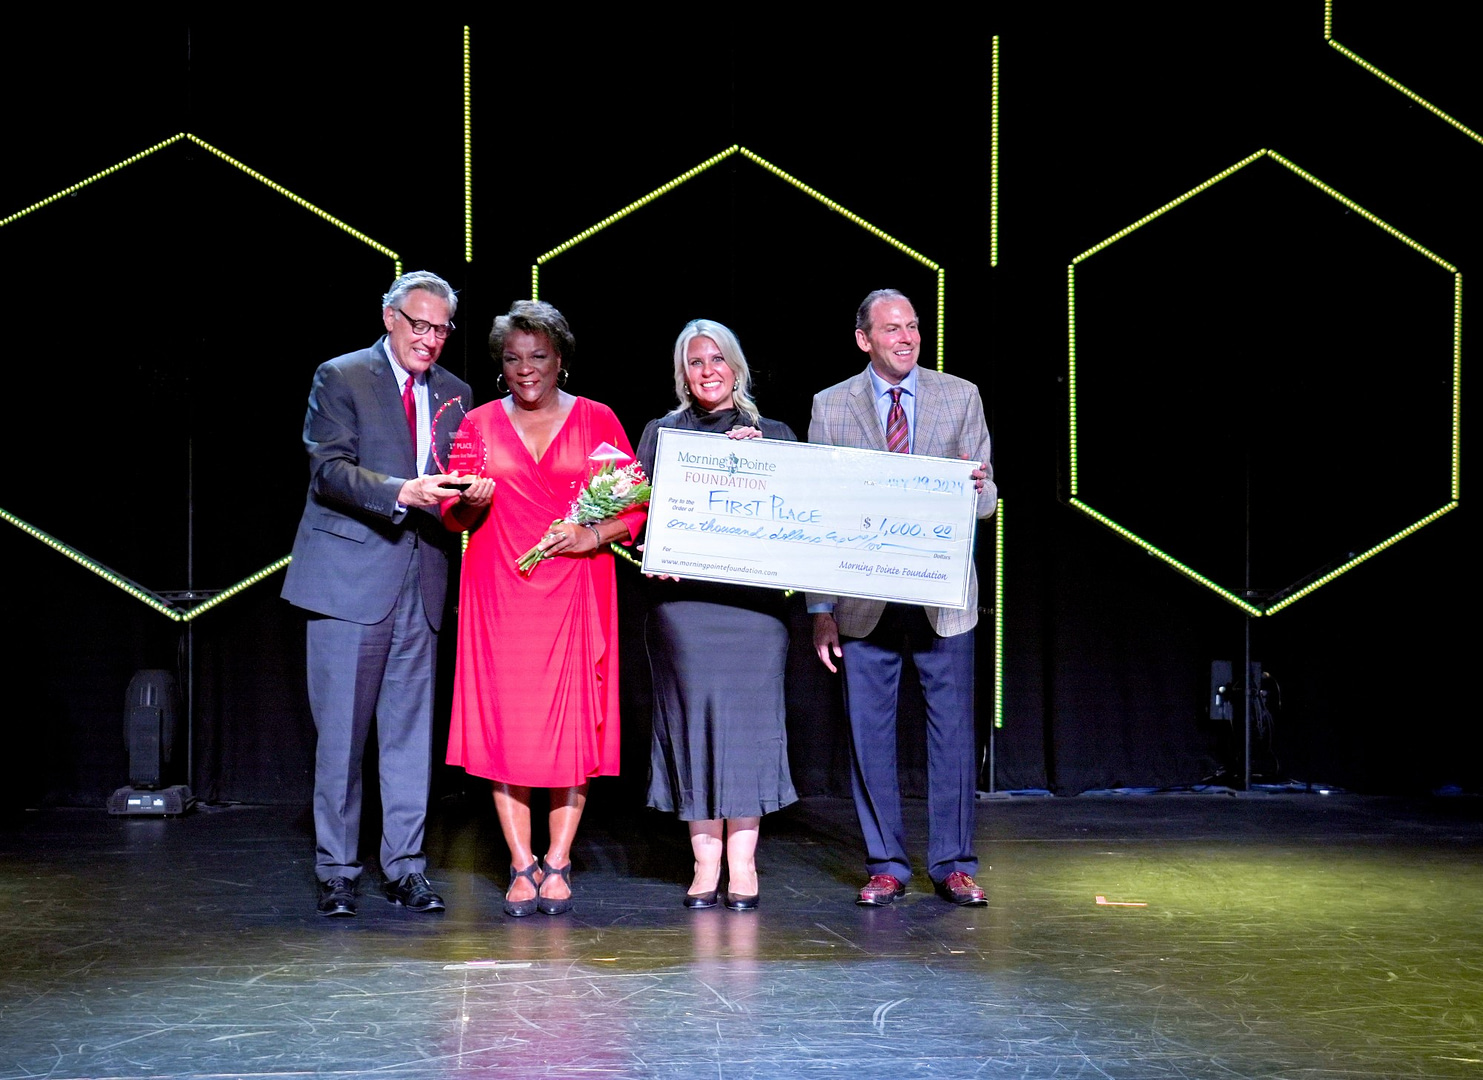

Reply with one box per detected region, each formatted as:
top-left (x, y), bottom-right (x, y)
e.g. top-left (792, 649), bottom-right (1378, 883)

top-left (806, 365), bottom-right (996, 639)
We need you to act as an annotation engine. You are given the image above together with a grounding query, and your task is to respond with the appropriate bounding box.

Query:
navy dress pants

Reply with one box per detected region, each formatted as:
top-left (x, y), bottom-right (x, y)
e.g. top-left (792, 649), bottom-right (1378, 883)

top-left (841, 604), bottom-right (978, 884)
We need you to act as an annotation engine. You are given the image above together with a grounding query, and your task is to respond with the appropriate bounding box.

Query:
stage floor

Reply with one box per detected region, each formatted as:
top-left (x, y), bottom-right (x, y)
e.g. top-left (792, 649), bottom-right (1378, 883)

top-left (2, 791), bottom-right (1480, 1079)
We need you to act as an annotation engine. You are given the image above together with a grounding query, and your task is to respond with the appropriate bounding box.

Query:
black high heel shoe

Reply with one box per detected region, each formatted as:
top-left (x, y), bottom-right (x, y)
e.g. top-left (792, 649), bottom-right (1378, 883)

top-left (684, 887), bottom-right (720, 909)
top-left (504, 863), bottom-right (541, 918)
top-left (724, 891), bottom-right (759, 911)
top-left (537, 858), bottom-right (573, 915)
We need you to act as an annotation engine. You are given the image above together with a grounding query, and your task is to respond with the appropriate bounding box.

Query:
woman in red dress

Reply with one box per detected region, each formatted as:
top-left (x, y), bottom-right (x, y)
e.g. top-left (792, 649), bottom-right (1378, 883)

top-left (444, 301), bottom-right (646, 916)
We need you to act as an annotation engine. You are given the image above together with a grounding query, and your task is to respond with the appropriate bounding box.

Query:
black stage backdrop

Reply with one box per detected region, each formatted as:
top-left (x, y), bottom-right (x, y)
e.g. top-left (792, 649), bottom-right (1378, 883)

top-left (1, 6), bottom-right (1472, 807)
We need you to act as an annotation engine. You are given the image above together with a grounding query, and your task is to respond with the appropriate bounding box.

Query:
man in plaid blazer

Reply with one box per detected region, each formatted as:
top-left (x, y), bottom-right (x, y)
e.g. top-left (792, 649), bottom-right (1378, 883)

top-left (808, 289), bottom-right (997, 907)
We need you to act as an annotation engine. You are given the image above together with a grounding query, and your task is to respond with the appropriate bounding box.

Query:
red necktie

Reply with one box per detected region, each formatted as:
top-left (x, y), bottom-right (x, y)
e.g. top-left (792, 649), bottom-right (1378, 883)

top-left (403, 376), bottom-right (418, 454)
top-left (885, 388), bottom-right (909, 453)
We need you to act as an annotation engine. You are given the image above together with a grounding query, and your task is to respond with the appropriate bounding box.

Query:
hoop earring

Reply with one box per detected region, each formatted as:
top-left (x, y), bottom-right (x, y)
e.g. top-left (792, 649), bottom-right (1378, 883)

top-left (557, 368), bottom-right (569, 388)
top-left (496, 372), bottom-right (509, 393)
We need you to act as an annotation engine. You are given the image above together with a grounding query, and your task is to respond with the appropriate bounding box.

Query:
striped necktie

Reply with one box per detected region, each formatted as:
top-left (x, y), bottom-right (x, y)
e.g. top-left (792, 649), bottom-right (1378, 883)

top-left (885, 388), bottom-right (909, 453)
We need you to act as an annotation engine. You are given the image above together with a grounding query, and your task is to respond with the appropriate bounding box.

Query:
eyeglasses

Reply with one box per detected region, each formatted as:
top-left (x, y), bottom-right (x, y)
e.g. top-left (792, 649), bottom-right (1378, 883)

top-left (397, 308), bottom-right (455, 339)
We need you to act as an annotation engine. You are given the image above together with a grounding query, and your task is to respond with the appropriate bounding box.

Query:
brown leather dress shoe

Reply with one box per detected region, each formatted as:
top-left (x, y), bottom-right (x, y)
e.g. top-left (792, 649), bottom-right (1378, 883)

top-left (935, 871), bottom-right (988, 906)
top-left (857, 873), bottom-right (907, 906)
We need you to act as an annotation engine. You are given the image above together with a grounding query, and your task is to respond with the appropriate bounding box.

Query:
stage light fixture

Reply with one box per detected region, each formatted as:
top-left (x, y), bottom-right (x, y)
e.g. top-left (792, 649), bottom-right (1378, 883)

top-left (107, 670), bottom-right (193, 816)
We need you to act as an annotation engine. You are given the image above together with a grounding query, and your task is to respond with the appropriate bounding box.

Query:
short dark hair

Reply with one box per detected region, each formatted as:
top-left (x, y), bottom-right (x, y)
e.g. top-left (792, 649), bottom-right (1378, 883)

top-left (489, 300), bottom-right (576, 366)
top-left (855, 288), bottom-right (913, 334)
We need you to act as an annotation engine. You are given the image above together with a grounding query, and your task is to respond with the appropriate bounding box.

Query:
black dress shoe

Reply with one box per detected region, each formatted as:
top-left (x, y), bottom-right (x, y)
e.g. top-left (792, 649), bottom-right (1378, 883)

top-left (683, 888), bottom-right (720, 910)
top-left (317, 877), bottom-right (356, 918)
top-left (724, 891), bottom-right (759, 911)
top-left (384, 872), bottom-right (445, 912)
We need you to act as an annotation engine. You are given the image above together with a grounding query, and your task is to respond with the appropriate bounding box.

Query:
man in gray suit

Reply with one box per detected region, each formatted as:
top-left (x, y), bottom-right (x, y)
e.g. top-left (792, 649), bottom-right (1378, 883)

top-left (282, 270), bottom-right (489, 916)
top-left (809, 289), bottom-right (996, 907)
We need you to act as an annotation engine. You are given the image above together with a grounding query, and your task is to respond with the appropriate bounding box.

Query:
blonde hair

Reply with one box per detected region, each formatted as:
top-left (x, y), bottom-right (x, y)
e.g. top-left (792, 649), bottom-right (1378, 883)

top-left (670, 318), bottom-right (760, 426)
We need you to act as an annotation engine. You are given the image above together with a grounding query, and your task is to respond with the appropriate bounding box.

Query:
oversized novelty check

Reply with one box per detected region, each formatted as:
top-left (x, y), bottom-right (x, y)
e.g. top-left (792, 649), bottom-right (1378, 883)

top-left (640, 428), bottom-right (981, 607)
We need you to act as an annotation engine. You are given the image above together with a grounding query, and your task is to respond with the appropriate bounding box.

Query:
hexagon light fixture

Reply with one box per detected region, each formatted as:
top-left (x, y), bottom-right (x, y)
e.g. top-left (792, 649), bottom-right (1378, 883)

top-left (1066, 148), bottom-right (1461, 617)
top-left (524, 143), bottom-right (1009, 729)
top-left (528, 145), bottom-right (948, 369)
top-left (0, 132), bottom-right (402, 622)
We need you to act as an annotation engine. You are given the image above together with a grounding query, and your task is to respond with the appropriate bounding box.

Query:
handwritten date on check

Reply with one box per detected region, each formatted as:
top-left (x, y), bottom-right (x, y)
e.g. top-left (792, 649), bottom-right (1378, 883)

top-left (639, 429), bottom-right (981, 608)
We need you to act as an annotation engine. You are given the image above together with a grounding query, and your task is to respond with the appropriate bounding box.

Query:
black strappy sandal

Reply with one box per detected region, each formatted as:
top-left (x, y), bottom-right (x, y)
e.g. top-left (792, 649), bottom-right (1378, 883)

top-left (504, 863), bottom-right (541, 917)
top-left (537, 858), bottom-right (573, 915)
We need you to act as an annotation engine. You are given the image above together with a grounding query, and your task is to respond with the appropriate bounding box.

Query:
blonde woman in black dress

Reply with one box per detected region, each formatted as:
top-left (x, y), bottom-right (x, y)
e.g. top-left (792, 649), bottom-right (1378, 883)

top-left (637, 319), bottom-right (797, 910)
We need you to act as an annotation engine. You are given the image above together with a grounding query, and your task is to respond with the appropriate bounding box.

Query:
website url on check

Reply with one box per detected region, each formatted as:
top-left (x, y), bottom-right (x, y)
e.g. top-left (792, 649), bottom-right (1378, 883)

top-left (675, 560), bottom-right (777, 578)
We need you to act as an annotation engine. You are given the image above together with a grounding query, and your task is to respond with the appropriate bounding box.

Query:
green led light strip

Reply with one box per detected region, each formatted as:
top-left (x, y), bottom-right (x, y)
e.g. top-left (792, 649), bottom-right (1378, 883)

top-left (1266, 151), bottom-right (1455, 271)
top-left (0, 133), bottom-right (187, 229)
top-left (990, 35), bottom-right (1000, 268)
top-left (0, 132), bottom-right (403, 275)
top-left (993, 497), bottom-right (1004, 730)
top-left (1, 505), bottom-right (177, 617)
top-left (1068, 499), bottom-right (1263, 616)
top-left (0, 505), bottom-right (290, 622)
top-left (609, 541), bottom-right (641, 569)
top-left (1067, 264), bottom-right (1080, 497)
top-left (1453, 272), bottom-right (1463, 501)
top-left (1067, 150), bottom-right (1461, 616)
top-left (935, 269), bottom-right (946, 373)
top-left (1071, 149), bottom-right (1268, 265)
top-left (1, 134), bottom-right (403, 619)
top-left (1264, 503), bottom-right (1458, 615)
top-left (1326, 1), bottom-right (1483, 147)
top-left (174, 557), bottom-right (295, 621)
top-left (183, 135), bottom-right (402, 275)
top-left (463, 26), bottom-right (473, 264)
top-left (533, 145), bottom-right (946, 367)
top-left (738, 147), bottom-right (946, 370)
top-left (737, 147), bottom-right (940, 270)
top-left (535, 145), bottom-right (741, 267)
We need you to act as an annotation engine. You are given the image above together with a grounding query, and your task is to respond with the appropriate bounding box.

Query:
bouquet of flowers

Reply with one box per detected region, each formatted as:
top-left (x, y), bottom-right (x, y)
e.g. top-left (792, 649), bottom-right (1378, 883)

top-left (517, 457), bottom-right (651, 574)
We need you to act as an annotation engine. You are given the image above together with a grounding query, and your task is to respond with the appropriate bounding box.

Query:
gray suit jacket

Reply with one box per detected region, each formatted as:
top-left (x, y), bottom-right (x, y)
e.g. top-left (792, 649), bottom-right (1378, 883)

top-left (807, 365), bottom-right (996, 639)
top-left (281, 338), bottom-right (471, 630)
